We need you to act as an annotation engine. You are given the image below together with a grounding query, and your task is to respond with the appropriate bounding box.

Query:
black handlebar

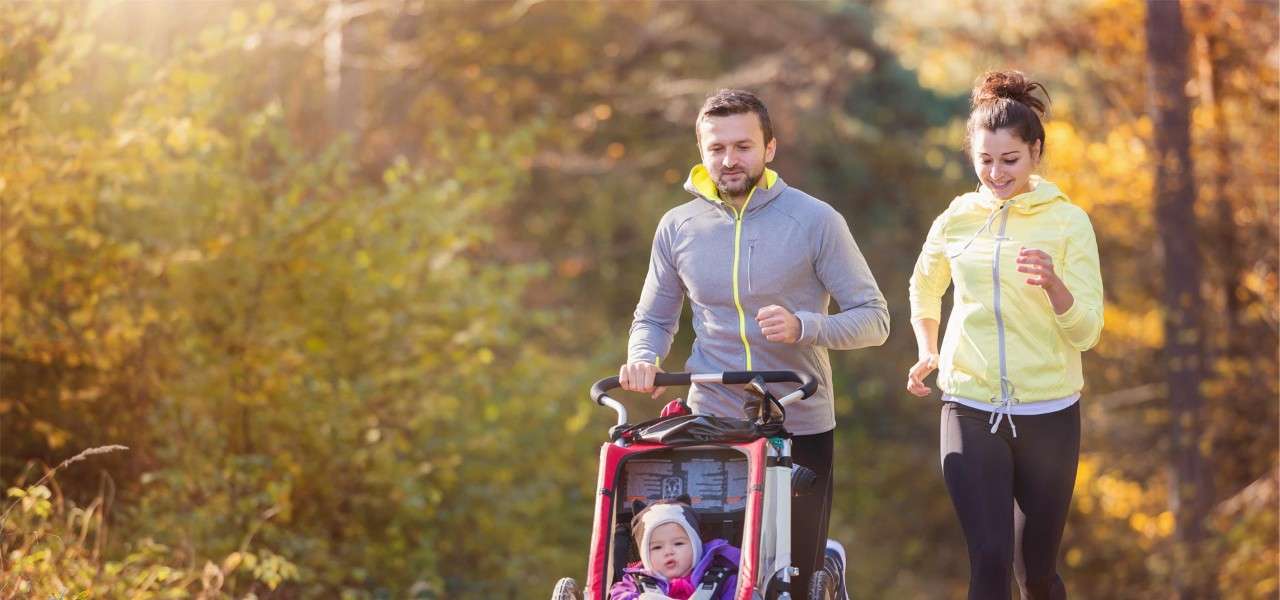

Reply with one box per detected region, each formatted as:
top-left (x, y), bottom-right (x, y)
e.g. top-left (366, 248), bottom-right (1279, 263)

top-left (590, 370), bottom-right (817, 405)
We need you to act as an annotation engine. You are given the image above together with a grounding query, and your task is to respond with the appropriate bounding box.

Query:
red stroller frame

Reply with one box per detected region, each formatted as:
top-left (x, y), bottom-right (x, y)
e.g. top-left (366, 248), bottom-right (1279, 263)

top-left (557, 370), bottom-right (820, 600)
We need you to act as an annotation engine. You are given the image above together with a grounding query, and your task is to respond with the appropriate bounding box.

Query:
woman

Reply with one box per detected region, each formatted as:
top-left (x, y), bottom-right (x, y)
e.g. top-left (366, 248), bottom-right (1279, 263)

top-left (906, 71), bottom-right (1104, 599)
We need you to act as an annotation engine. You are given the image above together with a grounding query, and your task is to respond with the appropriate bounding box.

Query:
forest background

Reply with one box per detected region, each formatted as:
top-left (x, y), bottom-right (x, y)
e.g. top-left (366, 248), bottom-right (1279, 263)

top-left (2, 0), bottom-right (1277, 598)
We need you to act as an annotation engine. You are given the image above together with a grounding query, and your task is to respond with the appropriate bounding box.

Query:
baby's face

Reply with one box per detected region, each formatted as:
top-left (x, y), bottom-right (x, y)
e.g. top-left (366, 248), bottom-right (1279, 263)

top-left (647, 522), bottom-right (695, 580)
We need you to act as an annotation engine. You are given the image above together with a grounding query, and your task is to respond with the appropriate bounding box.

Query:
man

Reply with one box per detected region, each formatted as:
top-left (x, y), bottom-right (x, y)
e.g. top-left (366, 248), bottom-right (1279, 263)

top-left (619, 89), bottom-right (889, 596)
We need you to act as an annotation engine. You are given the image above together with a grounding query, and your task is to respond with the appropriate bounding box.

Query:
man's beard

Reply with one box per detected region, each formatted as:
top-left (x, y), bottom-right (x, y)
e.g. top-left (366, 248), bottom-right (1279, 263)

top-left (716, 165), bottom-right (763, 199)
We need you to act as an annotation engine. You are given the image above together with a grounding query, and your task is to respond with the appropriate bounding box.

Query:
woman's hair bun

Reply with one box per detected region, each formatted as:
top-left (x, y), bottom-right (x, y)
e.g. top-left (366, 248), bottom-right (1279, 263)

top-left (972, 70), bottom-right (1048, 116)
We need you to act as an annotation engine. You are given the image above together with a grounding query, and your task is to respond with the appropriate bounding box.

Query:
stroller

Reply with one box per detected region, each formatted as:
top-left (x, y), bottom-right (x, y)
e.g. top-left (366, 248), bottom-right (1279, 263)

top-left (551, 370), bottom-right (842, 600)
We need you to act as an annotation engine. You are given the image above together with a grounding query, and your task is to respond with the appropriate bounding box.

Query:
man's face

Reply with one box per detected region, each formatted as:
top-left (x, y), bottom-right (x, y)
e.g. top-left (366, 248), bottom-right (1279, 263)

top-left (697, 113), bottom-right (776, 200)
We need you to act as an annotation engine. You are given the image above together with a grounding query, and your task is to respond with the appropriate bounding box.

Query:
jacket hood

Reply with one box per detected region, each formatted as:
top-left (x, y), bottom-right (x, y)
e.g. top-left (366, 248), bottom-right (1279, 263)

top-left (684, 164), bottom-right (783, 212)
top-left (965, 175), bottom-right (1069, 215)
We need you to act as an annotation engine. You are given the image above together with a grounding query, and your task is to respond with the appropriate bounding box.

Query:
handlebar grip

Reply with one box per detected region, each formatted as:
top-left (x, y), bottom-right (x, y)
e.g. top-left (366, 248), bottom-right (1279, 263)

top-left (653, 372), bottom-right (695, 387)
top-left (718, 370), bottom-right (818, 399)
top-left (718, 370), bottom-right (806, 386)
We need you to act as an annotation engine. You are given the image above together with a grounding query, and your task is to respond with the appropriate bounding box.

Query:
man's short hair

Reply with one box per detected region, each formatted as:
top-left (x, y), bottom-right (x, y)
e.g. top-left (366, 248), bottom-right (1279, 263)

top-left (697, 89), bottom-right (773, 145)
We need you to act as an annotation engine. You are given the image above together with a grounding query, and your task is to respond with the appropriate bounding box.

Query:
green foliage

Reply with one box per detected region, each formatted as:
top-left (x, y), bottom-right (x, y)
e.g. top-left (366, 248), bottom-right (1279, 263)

top-left (2, 2), bottom-right (606, 596)
top-left (2, 474), bottom-right (300, 598)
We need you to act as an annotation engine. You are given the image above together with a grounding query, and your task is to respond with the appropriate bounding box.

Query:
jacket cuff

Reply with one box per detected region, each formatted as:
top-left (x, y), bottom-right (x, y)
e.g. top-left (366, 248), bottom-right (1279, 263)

top-left (795, 311), bottom-right (822, 346)
top-left (909, 298), bottom-right (943, 323)
top-left (627, 350), bottom-right (660, 365)
top-left (1053, 298), bottom-right (1085, 331)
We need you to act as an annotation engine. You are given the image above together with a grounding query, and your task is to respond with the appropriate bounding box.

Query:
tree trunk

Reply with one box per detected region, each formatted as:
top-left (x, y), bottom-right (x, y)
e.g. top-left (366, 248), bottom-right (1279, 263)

top-left (325, 0), bottom-right (363, 137)
top-left (1144, 2), bottom-right (1216, 598)
top-left (1192, 8), bottom-right (1241, 352)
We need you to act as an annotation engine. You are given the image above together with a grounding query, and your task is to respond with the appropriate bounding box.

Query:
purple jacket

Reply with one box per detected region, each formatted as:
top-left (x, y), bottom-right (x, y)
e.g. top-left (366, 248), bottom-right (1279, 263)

top-left (609, 538), bottom-right (741, 600)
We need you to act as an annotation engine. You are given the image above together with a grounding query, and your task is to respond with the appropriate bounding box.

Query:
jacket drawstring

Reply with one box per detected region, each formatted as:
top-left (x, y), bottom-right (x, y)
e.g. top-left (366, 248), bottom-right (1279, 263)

top-left (989, 377), bottom-right (1018, 437)
top-left (946, 204), bottom-right (1004, 259)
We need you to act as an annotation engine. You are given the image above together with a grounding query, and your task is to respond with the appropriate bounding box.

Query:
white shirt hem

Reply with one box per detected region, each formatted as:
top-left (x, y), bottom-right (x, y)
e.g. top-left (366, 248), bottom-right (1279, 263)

top-left (942, 393), bottom-right (1080, 415)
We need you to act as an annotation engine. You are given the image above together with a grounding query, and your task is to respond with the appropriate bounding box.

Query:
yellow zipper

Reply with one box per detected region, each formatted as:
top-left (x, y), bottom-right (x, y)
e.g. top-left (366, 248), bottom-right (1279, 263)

top-left (729, 189), bottom-right (756, 370)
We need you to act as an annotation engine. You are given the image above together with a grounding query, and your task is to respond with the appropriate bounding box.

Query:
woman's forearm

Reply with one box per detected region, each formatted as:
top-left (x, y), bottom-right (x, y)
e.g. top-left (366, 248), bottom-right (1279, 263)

top-left (911, 318), bottom-right (940, 358)
top-left (1044, 280), bottom-right (1075, 315)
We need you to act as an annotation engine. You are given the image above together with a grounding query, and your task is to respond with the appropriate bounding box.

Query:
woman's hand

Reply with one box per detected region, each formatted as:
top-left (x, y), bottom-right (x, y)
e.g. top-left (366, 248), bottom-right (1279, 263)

top-left (906, 353), bottom-right (939, 397)
top-left (1016, 247), bottom-right (1075, 314)
top-left (1015, 247), bottom-right (1062, 289)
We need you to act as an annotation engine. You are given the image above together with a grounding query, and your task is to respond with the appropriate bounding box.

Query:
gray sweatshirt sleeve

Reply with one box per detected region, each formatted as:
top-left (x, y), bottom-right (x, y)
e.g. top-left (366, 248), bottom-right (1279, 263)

top-left (627, 218), bottom-right (684, 364)
top-left (795, 209), bottom-right (890, 349)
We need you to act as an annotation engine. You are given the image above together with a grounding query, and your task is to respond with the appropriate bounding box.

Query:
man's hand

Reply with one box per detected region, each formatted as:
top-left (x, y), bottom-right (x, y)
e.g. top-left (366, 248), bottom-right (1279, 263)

top-left (618, 361), bottom-right (666, 399)
top-left (756, 305), bottom-right (801, 343)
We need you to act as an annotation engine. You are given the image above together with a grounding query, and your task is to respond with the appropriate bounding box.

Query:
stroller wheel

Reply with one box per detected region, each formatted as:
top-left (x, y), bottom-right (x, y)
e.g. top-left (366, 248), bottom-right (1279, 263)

top-left (551, 577), bottom-right (579, 600)
top-left (808, 569), bottom-right (836, 600)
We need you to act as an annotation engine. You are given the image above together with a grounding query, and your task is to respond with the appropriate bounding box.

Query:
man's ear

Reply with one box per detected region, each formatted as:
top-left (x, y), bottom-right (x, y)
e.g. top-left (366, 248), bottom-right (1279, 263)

top-left (1031, 139), bottom-right (1042, 164)
top-left (764, 137), bottom-right (777, 163)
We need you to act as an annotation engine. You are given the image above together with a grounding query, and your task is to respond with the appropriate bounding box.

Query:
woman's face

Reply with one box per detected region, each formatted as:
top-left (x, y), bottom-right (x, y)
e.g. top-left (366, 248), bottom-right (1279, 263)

top-left (971, 127), bottom-right (1040, 200)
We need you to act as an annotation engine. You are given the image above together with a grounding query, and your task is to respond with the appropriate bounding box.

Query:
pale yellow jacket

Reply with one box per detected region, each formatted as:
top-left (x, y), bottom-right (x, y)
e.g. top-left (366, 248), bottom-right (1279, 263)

top-left (909, 177), bottom-right (1103, 405)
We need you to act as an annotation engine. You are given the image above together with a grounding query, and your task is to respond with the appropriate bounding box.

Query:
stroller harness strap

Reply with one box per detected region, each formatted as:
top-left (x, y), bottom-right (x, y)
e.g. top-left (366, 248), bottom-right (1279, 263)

top-left (692, 565), bottom-right (732, 600)
top-left (634, 575), bottom-right (662, 595)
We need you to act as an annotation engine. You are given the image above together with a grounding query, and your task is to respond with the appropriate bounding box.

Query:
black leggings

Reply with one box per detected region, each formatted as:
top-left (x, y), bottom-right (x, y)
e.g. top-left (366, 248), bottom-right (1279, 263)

top-left (940, 401), bottom-right (1080, 600)
top-left (791, 429), bottom-right (834, 594)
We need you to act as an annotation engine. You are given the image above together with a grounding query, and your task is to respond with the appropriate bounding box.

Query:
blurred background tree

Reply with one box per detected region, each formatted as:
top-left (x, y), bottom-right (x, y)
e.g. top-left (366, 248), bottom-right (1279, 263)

top-left (1, 1), bottom-right (1275, 598)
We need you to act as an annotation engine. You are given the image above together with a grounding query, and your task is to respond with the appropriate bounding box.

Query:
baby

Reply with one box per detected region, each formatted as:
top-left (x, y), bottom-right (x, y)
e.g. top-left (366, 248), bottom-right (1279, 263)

top-left (609, 496), bottom-right (740, 600)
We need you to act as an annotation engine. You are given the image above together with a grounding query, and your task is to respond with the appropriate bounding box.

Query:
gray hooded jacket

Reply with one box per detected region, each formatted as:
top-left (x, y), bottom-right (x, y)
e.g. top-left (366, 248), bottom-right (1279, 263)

top-left (628, 166), bottom-right (889, 435)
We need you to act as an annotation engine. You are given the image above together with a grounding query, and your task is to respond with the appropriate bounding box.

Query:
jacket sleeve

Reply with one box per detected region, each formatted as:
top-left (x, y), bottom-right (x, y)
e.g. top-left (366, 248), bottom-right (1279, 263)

top-left (609, 573), bottom-right (642, 600)
top-left (909, 209), bottom-right (952, 323)
top-left (716, 575), bottom-right (738, 600)
top-left (794, 207), bottom-right (890, 349)
top-left (1052, 209), bottom-right (1104, 350)
top-left (628, 217), bottom-right (685, 364)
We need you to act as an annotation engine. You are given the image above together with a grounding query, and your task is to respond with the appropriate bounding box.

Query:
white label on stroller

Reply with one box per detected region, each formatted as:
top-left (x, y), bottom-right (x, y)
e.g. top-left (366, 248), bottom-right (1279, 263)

top-left (624, 457), bottom-right (749, 512)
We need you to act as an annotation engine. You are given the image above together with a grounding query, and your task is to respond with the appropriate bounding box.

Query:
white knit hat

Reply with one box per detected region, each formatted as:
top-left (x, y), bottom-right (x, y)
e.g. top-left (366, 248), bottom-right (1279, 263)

top-left (633, 501), bottom-right (703, 575)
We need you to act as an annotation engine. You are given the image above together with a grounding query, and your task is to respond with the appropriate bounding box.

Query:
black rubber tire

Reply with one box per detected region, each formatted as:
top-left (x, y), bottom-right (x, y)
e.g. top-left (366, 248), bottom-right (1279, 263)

top-left (551, 577), bottom-right (579, 600)
top-left (808, 568), bottom-right (836, 600)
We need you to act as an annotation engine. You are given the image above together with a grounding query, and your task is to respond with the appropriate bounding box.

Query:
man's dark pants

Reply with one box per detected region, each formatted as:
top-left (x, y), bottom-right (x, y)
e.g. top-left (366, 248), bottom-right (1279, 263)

top-left (792, 429), bottom-right (834, 593)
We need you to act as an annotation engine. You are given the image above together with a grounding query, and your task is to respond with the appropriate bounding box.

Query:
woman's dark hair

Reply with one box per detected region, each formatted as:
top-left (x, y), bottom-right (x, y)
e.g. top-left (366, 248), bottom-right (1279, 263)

top-left (697, 89), bottom-right (774, 145)
top-left (966, 71), bottom-right (1050, 157)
